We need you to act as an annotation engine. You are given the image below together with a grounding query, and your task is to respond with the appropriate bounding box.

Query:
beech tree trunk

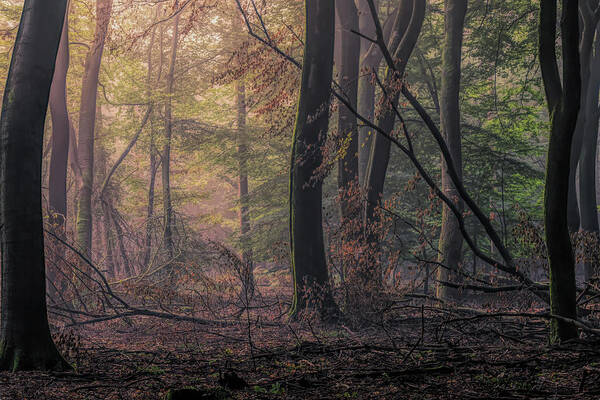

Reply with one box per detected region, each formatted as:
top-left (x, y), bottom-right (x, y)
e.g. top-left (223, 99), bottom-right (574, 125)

top-left (357, 0), bottom-right (378, 184)
top-left (289, 0), bottom-right (336, 318)
top-left (435, 0), bottom-right (468, 301)
top-left (364, 0), bottom-right (425, 233)
top-left (162, 10), bottom-right (180, 260)
top-left (579, 24), bottom-right (600, 281)
top-left (0, 0), bottom-right (70, 371)
top-left (143, 15), bottom-right (162, 271)
top-left (48, 5), bottom-right (70, 230)
top-left (76, 0), bottom-right (112, 257)
top-left (567, 3), bottom-right (600, 231)
top-left (335, 0), bottom-right (360, 220)
top-left (539, 0), bottom-right (581, 342)
top-left (236, 81), bottom-right (254, 296)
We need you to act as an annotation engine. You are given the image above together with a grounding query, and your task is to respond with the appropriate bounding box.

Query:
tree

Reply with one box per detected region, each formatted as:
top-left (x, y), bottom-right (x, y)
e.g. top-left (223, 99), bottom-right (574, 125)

top-left (48, 4), bottom-right (71, 230)
top-left (579, 26), bottom-right (600, 280)
top-left (335, 0), bottom-right (360, 220)
top-left (163, 8), bottom-right (180, 261)
top-left (357, 0), bottom-right (379, 184)
top-left (363, 0), bottom-right (425, 235)
top-left (76, 0), bottom-right (113, 256)
top-left (289, 0), bottom-right (337, 318)
top-left (435, 0), bottom-right (468, 300)
top-left (236, 81), bottom-right (254, 296)
top-left (0, 0), bottom-right (70, 371)
top-left (567, 1), bottom-right (600, 232)
top-left (539, 0), bottom-right (581, 342)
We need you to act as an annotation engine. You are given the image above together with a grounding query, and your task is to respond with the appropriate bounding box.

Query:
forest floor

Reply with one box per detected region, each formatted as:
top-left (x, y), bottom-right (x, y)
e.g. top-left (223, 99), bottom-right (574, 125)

top-left (1, 295), bottom-right (600, 400)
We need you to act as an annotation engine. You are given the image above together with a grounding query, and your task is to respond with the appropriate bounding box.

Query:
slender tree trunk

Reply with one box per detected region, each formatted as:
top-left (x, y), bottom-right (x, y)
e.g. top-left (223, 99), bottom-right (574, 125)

top-left (356, 1), bottom-right (400, 184)
top-left (335, 0), bottom-right (360, 220)
top-left (102, 202), bottom-right (117, 277)
top-left (143, 13), bottom-right (162, 271)
top-left (49, 5), bottom-right (70, 230)
top-left (236, 81), bottom-right (254, 296)
top-left (357, 0), bottom-right (379, 184)
top-left (0, 0), bottom-right (70, 371)
top-left (435, 0), bottom-right (467, 301)
top-left (289, 0), bottom-right (337, 318)
top-left (364, 0), bottom-right (425, 233)
top-left (111, 208), bottom-right (132, 277)
top-left (580, 25), bottom-right (600, 281)
top-left (76, 0), bottom-right (112, 257)
top-left (162, 10), bottom-right (180, 260)
top-left (567, 3), bottom-right (600, 231)
top-left (539, 0), bottom-right (581, 342)
top-left (144, 133), bottom-right (158, 269)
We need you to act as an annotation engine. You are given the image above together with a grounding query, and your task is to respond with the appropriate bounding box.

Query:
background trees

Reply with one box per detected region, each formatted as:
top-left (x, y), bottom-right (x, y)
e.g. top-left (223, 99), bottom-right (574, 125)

top-left (2, 0), bottom-right (600, 376)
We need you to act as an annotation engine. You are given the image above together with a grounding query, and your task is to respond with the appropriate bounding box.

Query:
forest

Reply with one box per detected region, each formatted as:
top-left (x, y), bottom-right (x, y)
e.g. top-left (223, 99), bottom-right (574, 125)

top-left (0, 0), bottom-right (600, 398)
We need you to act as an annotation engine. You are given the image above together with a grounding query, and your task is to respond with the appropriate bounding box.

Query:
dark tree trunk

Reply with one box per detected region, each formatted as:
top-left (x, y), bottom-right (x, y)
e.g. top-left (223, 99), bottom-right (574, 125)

top-left (579, 24), bottom-right (600, 281)
top-left (567, 3), bottom-right (600, 231)
top-left (236, 81), bottom-right (254, 297)
top-left (48, 5), bottom-right (70, 230)
top-left (162, 10), bottom-right (180, 260)
top-left (435, 0), bottom-right (467, 301)
top-left (363, 0), bottom-right (425, 233)
top-left (357, 0), bottom-right (378, 184)
top-left (539, 0), bottom-right (581, 342)
top-left (289, 0), bottom-right (336, 318)
top-left (335, 0), bottom-right (360, 220)
top-left (0, 0), bottom-right (70, 371)
top-left (76, 0), bottom-right (112, 257)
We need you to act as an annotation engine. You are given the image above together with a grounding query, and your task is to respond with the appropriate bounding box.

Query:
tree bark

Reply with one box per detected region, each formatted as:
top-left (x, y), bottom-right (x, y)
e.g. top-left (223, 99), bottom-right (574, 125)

top-left (48, 5), bottom-right (70, 230)
top-left (435, 0), bottom-right (468, 301)
top-left (579, 23), bottom-right (600, 281)
top-left (357, 0), bottom-right (378, 184)
top-left (289, 0), bottom-right (337, 318)
top-left (143, 14), bottom-right (163, 271)
top-left (0, 0), bottom-right (70, 371)
top-left (363, 0), bottom-right (425, 234)
top-left (539, 0), bottom-right (581, 342)
top-left (335, 0), bottom-right (360, 220)
top-left (162, 10), bottom-right (180, 260)
top-left (236, 81), bottom-right (254, 296)
top-left (76, 0), bottom-right (112, 257)
top-left (567, 2), bottom-right (600, 231)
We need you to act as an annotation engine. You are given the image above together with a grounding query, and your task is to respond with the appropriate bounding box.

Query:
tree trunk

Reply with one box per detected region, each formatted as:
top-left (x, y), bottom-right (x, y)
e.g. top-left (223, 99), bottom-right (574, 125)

top-left (357, 0), bottom-right (378, 184)
top-left (567, 3), bottom-right (600, 231)
top-left (435, 0), bottom-right (467, 301)
top-left (76, 0), bottom-right (112, 257)
top-left (144, 133), bottom-right (158, 270)
top-left (289, 0), bottom-right (336, 318)
top-left (579, 24), bottom-right (600, 281)
top-left (162, 10), bottom-right (180, 260)
top-left (335, 0), bottom-right (360, 220)
top-left (0, 0), bottom-right (70, 371)
top-left (48, 5), bottom-right (70, 230)
top-left (143, 13), bottom-right (162, 271)
top-left (236, 81), bottom-right (254, 297)
top-left (539, 0), bottom-right (581, 342)
top-left (102, 202), bottom-right (117, 277)
top-left (364, 0), bottom-right (425, 234)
